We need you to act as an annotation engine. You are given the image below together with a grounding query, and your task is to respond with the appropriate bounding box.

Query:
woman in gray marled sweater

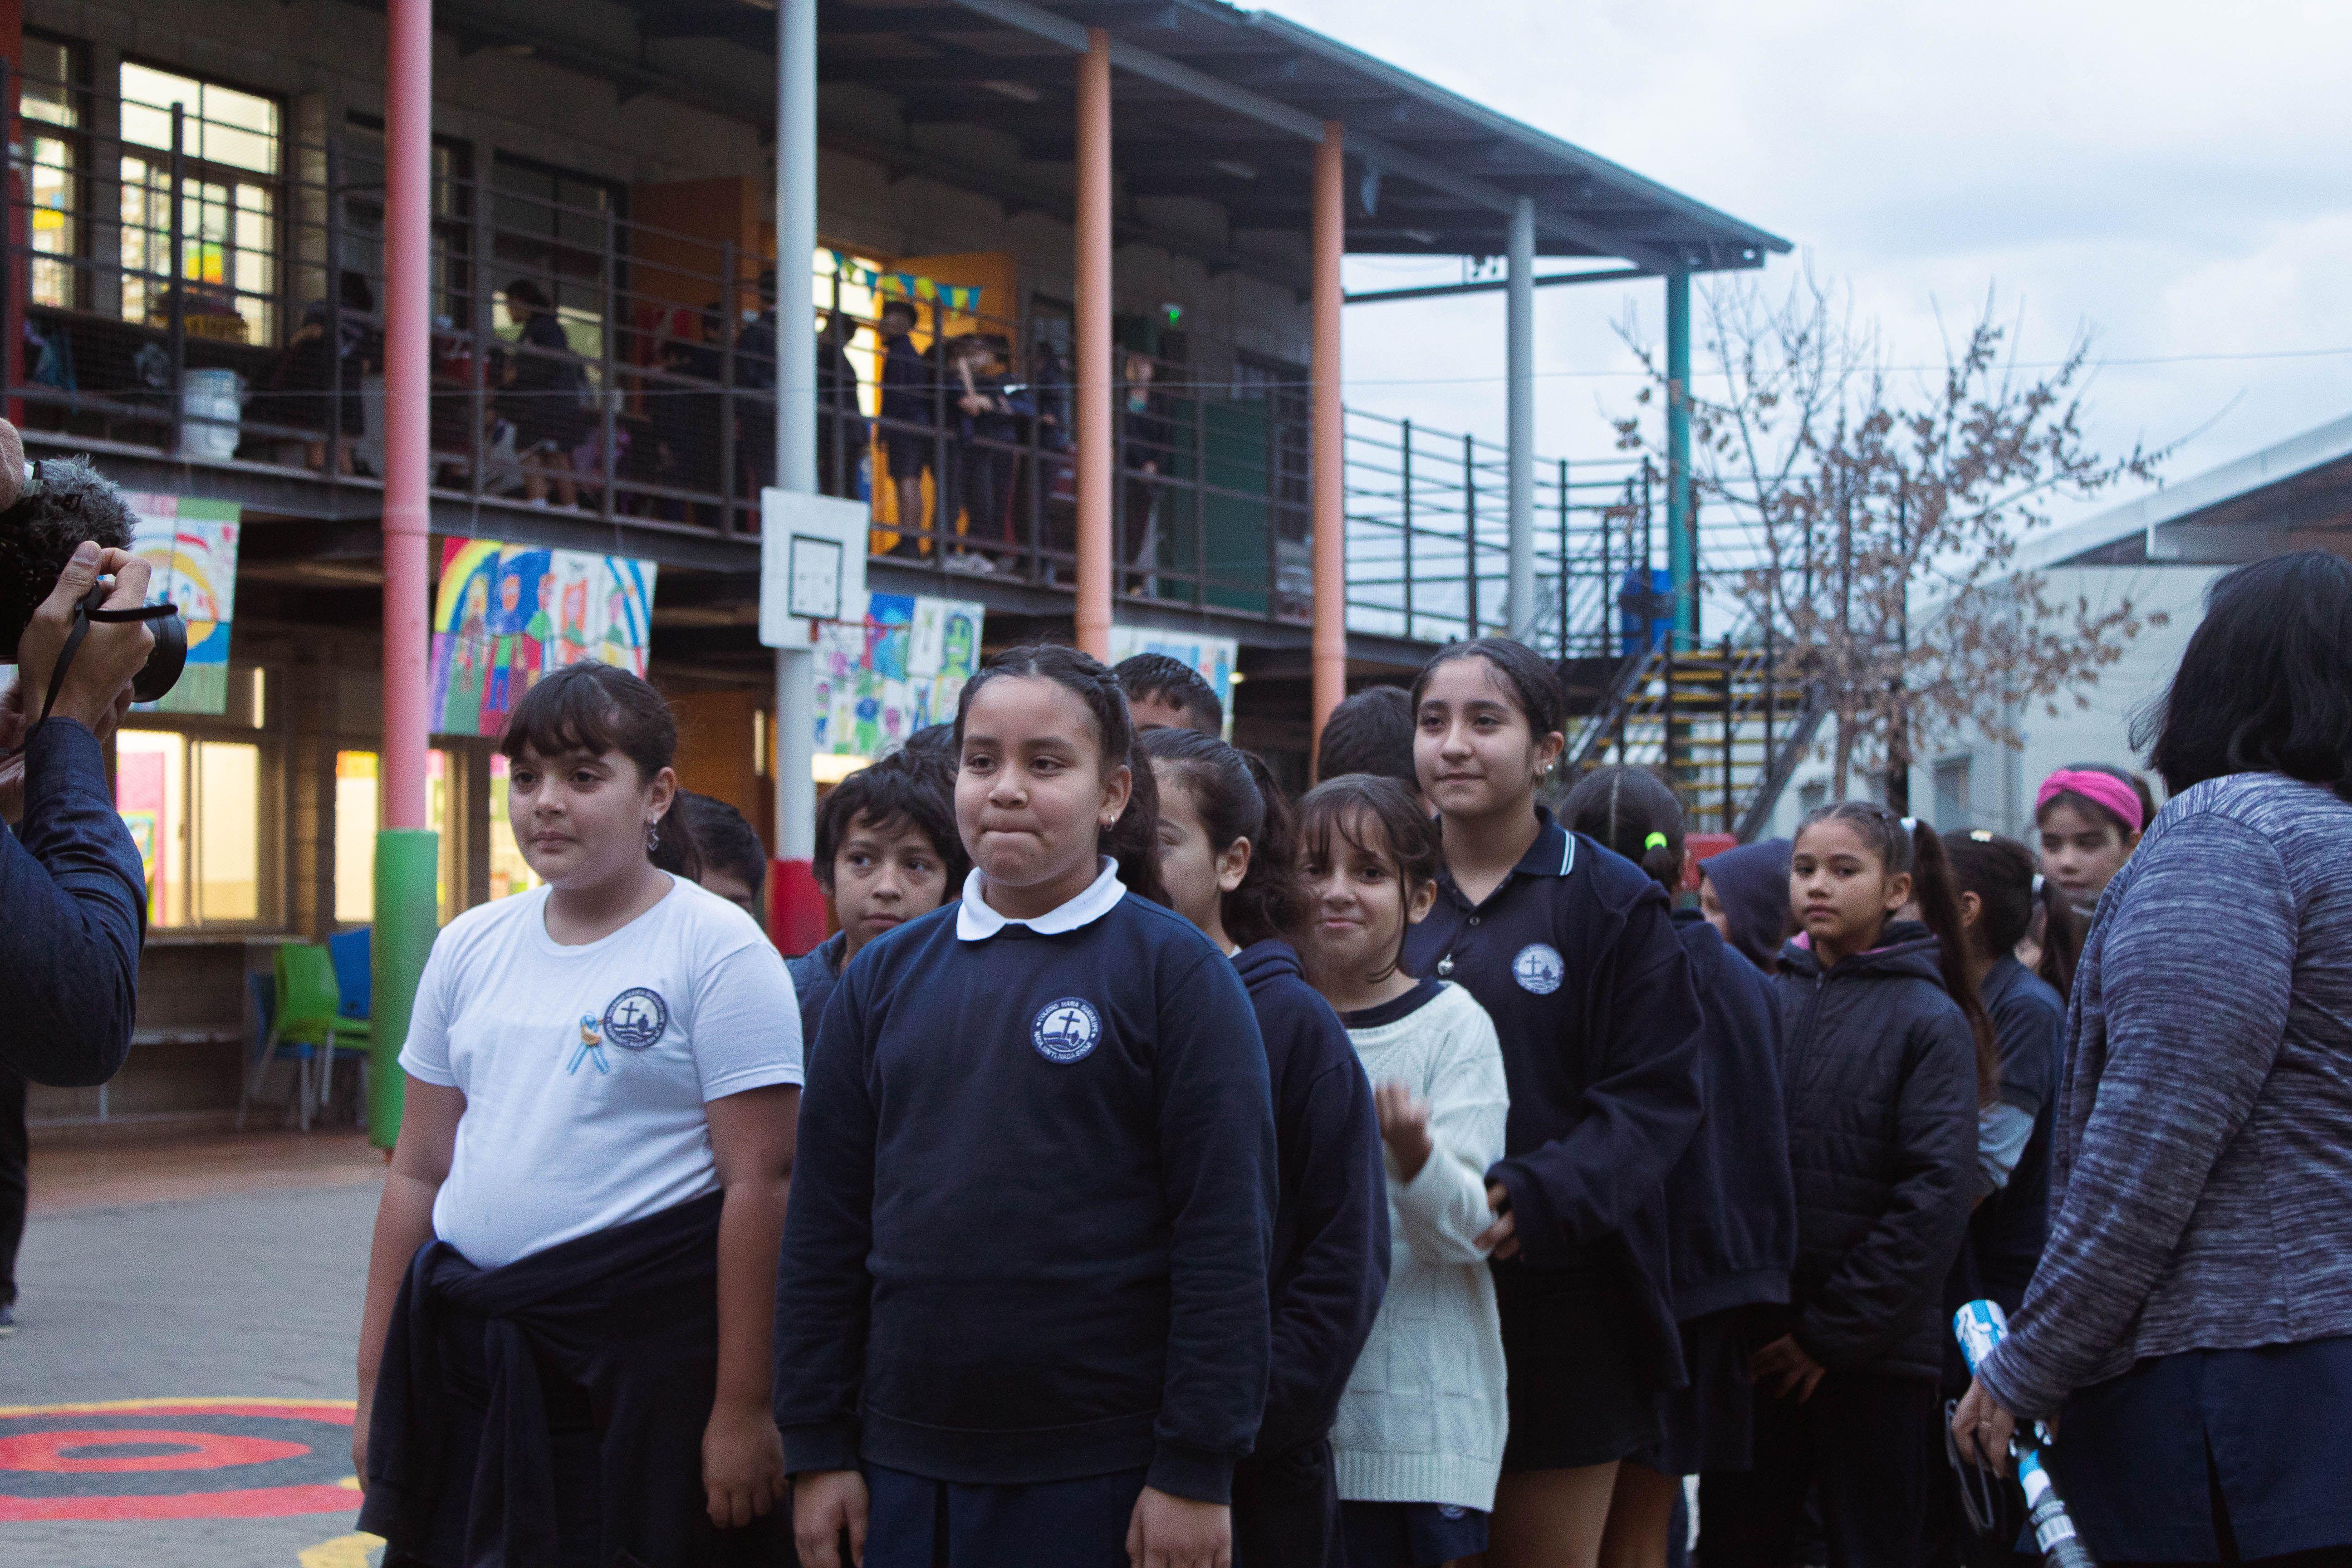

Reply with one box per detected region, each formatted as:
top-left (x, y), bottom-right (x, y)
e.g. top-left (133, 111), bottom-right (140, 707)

top-left (1954, 552), bottom-right (2352, 1565)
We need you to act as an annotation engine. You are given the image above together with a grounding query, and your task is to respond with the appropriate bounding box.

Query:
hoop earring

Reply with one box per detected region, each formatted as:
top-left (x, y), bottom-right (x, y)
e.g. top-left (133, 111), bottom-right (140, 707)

top-left (647, 822), bottom-right (660, 854)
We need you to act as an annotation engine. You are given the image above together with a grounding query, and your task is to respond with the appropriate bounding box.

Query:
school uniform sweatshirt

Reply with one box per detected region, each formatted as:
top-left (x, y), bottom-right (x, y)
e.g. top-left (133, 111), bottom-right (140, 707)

top-left (1230, 940), bottom-right (1391, 1462)
top-left (1662, 911), bottom-right (1796, 1321)
top-left (773, 866), bottom-right (1278, 1504)
top-left (1330, 980), bottom-right (1510, 1514)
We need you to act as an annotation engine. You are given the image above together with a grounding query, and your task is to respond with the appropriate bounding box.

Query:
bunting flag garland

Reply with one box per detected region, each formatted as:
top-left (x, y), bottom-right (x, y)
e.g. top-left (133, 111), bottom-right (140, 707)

top-left (829, 251), bottom-right (984, 314)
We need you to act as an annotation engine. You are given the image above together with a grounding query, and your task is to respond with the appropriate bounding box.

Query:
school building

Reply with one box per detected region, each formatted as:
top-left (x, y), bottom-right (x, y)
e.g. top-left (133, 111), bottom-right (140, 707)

top-left (0, 0), bottom-right (1787, 1136)
top-left (1752, 409), bottom-right (2352, 842)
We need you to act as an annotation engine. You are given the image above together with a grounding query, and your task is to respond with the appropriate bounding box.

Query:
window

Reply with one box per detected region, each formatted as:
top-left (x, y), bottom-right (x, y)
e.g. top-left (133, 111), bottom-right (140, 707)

top-left (1798, 779), bottom-right (1828, 817)
top-left (491, 153), bottom-right (621, 374)
top-left (335, 749), bottom-right (460, 925)
top-left (118, 62), bottom-right (281, 344)
top-left (486, 753), bottom-right (544, 901)
top-left (1935, 755), bottom-right (1973, 833)
top-left (21, 35), bottom-right (88, 310)
top-left (117, 728), bottom-right (272, 927)
top-left (340, 114), bottom-right (474, 328)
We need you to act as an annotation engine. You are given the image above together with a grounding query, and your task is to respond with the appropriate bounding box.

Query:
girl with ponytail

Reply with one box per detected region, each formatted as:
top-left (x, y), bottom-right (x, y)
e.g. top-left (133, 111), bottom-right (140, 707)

top-left (1700, 803), bottom-right (1982, 1568)
top-left (1558, 769), bottom-right (1795, 1568)
top-left (1137, 727), bottom-right (1388, 1567)
top-left (1936, 831), bottom-right (2075, 1317)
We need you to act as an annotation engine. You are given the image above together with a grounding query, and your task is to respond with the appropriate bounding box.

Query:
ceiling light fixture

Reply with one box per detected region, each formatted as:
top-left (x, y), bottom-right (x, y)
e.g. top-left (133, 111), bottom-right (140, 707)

top-left (1213, 159), bottom-right (1259, 180)
top-left (981, 79), bottom-right (1043, 103)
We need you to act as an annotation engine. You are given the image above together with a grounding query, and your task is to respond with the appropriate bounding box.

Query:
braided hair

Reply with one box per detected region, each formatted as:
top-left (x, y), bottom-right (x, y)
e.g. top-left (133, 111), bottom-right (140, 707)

top-left (952, 643), bottom-right (1167, 906)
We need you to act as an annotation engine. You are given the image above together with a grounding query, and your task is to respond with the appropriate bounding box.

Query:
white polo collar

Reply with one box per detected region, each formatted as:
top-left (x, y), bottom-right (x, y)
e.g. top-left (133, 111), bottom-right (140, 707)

top-left (955, 857), bottom-right (1126, 941)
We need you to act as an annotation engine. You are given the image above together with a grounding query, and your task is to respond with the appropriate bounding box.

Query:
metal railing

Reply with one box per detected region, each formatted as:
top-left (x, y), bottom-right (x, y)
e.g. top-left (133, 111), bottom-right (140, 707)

top-left (0, 59), bottom-right (1654, 655)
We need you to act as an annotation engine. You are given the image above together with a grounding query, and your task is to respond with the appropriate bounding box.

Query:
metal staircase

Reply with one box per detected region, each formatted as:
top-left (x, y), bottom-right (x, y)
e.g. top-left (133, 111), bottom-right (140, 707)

top-left (1563, 640), bottom-right (1827, 842)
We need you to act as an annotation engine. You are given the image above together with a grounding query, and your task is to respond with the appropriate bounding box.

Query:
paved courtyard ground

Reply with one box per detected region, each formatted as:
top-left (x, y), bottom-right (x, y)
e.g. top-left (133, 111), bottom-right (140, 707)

top-left (2, 1133), bottom-right (389, 1568)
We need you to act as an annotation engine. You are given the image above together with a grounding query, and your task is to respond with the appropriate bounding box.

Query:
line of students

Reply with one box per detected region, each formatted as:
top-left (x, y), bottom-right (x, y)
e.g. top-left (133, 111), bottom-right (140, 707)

top-left (349, 632), bottom-right (2132, 1568)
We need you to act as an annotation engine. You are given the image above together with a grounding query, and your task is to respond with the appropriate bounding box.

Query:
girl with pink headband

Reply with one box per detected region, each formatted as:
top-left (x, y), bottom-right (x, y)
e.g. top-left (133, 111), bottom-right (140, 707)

top-left (2033, 764), bottom-right (2153, 914)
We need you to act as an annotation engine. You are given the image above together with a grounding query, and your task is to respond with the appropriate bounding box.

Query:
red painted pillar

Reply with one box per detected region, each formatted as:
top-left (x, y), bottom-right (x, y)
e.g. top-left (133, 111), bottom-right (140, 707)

top-left (371, 0), bottom-right (437, 1145)
top-left (1073, 28), bottom-right (1113, 662)
top-left (1309, 121), bottom-right (1347, 765)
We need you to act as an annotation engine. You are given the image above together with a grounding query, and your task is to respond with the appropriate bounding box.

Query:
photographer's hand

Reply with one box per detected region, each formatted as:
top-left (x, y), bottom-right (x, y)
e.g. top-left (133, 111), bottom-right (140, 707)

top-left (16, 542), bottom-right (154, 731)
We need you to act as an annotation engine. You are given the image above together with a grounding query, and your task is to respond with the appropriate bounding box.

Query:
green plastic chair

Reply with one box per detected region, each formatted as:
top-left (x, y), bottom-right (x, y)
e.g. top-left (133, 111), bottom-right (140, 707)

top-left (247, 943), bottom-right (370, 1132)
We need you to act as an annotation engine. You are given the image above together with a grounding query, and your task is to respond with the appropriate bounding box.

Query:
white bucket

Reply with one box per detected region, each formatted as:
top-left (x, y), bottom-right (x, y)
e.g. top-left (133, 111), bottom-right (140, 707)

top-left (178, 368), bottom-right (244, 460)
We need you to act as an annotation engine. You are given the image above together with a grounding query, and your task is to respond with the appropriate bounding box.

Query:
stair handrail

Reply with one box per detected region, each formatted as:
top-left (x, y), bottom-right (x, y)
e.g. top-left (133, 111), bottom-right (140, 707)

top-left (1563, 646), bottom-right (1666, 773)
top-left (1733, 679), bottom-right (1829, 842)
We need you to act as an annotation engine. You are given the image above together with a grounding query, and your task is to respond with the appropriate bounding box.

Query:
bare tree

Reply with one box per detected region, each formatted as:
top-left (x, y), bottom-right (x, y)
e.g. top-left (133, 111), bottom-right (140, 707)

top-left (1614, 267), bottom-right (2168, 802)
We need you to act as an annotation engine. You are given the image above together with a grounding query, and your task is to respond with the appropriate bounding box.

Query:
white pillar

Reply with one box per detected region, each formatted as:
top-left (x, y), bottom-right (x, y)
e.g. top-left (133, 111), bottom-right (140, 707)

top-left (1505, 194), bottom-right (1536, 642)
top-left (774, 0), bottom-right (817, 861)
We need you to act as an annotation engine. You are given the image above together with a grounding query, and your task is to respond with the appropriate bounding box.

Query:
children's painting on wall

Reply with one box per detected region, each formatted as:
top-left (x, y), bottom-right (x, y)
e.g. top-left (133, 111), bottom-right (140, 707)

top-left (813, 593), bottom-right (984, 760)
top-left (127, 493), bottom-right (241, 716)
top-left (428, 539), bottom-right (658, 737)
top-left (1106, 626), bottom-right (1238, 741)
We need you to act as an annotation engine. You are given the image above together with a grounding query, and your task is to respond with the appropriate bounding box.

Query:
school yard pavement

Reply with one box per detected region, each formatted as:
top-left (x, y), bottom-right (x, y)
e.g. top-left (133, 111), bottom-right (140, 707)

top-left (2, 1135), bottom-right (389, 1568)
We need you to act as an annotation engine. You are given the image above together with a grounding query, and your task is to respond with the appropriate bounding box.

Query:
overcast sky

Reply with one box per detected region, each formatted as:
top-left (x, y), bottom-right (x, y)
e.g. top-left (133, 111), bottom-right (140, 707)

top-left (1262, 0), bottom-right (2352, 530)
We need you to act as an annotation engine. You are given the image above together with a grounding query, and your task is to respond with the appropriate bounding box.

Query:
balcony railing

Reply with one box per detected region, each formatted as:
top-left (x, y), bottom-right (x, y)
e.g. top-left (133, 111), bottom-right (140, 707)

top-left (0, 59), bottom-right (1655, 656)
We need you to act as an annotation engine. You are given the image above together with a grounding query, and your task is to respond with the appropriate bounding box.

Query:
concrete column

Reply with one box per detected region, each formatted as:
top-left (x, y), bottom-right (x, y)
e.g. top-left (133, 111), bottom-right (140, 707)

top-left (1505, 195), bottom-right (1536, 642)
top-left (372, 0), bottom-right (438, 1147)
top-left (1073, 28), bottom-right (1114, 661)
top-left (1666, 268), bottom-right (1694, 645)
top-left (1309, 121), bottom-right (1346, 759)
top-left (773, 0), bottom-right (818, 870)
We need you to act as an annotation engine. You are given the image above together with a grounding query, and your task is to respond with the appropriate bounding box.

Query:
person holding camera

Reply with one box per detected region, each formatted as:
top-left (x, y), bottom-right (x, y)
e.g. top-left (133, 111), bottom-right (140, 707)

top-left (0, 425), bottom-right (160, 1336)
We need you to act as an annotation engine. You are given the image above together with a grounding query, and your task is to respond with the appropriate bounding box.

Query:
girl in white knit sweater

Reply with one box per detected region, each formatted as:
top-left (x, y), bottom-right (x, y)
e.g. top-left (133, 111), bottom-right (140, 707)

top-left (1299, 774), bottom-right (1510, 1568)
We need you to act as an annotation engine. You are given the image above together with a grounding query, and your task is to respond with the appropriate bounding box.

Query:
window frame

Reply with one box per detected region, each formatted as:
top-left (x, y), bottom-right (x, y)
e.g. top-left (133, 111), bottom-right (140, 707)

top-left (114, 54), bottom-right (288, 347)
top-left (115, 707), bottom-right (285, 936)
top-left (20, 29), bottom-right (93, 313)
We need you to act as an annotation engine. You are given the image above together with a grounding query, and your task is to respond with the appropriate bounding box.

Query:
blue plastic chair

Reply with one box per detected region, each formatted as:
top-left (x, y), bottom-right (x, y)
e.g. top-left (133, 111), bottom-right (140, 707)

top-left (328, 927), bottom-right (372, 1022)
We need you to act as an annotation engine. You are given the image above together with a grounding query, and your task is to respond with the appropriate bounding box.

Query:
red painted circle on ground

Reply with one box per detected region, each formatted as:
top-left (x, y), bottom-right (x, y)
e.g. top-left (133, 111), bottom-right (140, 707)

top-left (0, 1400), bottom-right (358, 1521)
top-left (0, 1428), bottom-right (309, 1474)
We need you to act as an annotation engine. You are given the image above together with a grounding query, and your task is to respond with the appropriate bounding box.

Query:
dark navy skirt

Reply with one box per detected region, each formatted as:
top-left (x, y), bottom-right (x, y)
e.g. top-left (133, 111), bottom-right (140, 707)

top-left (1340, 1500), bottom-right (1490, 1567)
top-left (2048, 1335), bottom-right (2352, 1562)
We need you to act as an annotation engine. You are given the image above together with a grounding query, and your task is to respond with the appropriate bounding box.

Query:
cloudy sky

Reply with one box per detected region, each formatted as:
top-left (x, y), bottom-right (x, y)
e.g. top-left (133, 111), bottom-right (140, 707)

top-left (1262, 0), bottom-right (2352, 530)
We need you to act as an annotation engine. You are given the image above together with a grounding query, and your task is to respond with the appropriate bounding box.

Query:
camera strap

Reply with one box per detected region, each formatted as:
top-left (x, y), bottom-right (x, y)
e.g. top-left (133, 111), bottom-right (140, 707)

top-left (28, 583), bottom-right (180, 740)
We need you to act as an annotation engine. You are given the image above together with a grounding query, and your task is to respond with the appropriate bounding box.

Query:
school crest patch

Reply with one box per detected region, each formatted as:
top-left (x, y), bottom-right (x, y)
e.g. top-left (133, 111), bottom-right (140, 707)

top-left (1511, 942), bottom-right (1565, 995)
top-left (601, 987), bottom-right (670, 1049)
top-left (1031, 998), bottom-right (1102, 1064)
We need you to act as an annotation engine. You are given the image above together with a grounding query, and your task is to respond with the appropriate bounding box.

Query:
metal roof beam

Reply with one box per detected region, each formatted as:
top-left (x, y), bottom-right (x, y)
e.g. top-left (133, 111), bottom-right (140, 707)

top-left (943, 0), bottom-right (1680, 271)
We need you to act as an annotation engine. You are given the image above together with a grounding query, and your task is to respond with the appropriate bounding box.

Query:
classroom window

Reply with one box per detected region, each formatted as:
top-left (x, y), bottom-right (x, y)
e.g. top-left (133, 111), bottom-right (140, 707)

top-left (490, 153), bottom-right (621, 375)
top-left (118, 62), bottom-right (281, 344)
top-left (21, 35), bottom-right (88, 311)
top-left (116, 728), bottom-right (271, 928)
top-left (335, 749), bottom-right (458, 925)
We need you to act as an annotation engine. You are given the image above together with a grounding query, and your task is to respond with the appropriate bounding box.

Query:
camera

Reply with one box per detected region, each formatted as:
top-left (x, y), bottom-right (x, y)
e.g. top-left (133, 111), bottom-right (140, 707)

top-left (0, 443), bottom-right (187, 706)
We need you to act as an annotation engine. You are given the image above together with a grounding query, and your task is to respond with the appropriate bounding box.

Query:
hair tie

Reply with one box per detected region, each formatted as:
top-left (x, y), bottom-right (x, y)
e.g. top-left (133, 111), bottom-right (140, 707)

top-left (1970, 828), bottom-right (1994, 842)
top-left (1899, 816), bottom-right (1917, 833)
top-left (1644, 831), bottom-right (1669, 851)
top-left (2032, 873), bottom-right (2045, 896)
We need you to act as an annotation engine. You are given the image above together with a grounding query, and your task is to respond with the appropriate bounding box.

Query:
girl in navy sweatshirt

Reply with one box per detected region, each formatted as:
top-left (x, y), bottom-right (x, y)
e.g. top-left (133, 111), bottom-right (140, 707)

top-left (1139, 726), bottom-right (1388, 1568)
top-left (1560, 768), bottom-right (1794, 1568)
top-left (775, 646), bottom-right (1279, 1568)
top-left (1398, 638), bottom-right (1704, 1568)
top-left (1700, 804), bottom-right (1989, 1568)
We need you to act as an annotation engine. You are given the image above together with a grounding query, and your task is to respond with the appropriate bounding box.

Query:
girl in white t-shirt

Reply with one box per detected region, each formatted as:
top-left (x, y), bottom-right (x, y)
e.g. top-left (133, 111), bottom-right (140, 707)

top-left (353, 663), bottom-right (803, 1567)
top-left (1302, 773), bottom-right (1510, 1568)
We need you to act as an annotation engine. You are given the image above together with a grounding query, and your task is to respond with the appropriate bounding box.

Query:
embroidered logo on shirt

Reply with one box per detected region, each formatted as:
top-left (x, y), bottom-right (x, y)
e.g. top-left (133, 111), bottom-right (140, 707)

top-left (567, 1015), bottom-right (611, 1075)
top-left (1031, 998), bottom-right (1102, 1063)
top-left (601, 987), bottom-right (670, 1049)
top-left (1511, 942), bottom-right (1565, 995)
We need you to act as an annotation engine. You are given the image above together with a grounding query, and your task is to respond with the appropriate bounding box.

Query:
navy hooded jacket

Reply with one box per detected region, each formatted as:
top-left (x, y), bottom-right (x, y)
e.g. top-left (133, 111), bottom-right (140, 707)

top-left (1663, 911), bottom-right (1796, 1320)
top-left (1230, 939), bottom-right (1390, 1460)
top-left (1769, 921), bottom-right (1978, 1379)
top-left (1699, 837), bottom-right (1792, 973)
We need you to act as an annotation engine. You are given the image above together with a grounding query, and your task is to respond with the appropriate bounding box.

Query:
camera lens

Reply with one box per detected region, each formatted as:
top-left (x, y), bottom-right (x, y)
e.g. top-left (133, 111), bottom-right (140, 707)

top-left (132, 611), bottom-right (188, 704)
